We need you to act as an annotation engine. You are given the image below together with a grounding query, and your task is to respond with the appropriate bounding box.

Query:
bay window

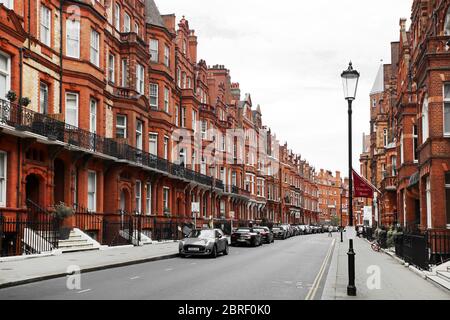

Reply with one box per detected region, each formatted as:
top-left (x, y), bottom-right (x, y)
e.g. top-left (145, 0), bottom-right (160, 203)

top-left (108, 54), bottom-right (115, 83)
top-left (121, 59), bottom-right (128, 87)
top-left (150, 39), bottom-right (159, 63)
top-left (65, 92), bottom-right (79, 127)
top-left (116, 115), bottom-right (127, 139)
top-left (136, 120), bottom-right (143, 150)
top-left (164, 45), bottom-right (169, 67)
top-left (66, 19), bottom-right (80, 58)
top-left (163, 187), bottom-right (170, 212)
top-left (149, 83), bottom-right (158, 109)
top-left (89, 99), bottom-right (97, 134)
top-left (123, 13), bottom-right (131, 33)
top-left (136, 64), bottom-right (144, 94)
top-left (149, 133), bottom-right (158, 156)
top-left (114, 3), bottom-right (120, 30)
top-left (164, 87), bottom-right (169, 112)
top-left (90, 29), bottom-right (100, 67)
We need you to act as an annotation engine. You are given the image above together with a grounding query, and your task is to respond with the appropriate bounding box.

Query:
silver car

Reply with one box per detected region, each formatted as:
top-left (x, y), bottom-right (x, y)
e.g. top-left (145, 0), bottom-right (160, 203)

top-left (179, 229), bottom-right (229, 258)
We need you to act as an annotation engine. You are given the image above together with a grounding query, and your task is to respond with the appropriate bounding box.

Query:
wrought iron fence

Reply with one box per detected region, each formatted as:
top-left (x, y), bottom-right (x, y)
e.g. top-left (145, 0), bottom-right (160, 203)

top-left (0, 204), bottom-right (59, 257)
top-left (0, 98), bottom-right (223, 189)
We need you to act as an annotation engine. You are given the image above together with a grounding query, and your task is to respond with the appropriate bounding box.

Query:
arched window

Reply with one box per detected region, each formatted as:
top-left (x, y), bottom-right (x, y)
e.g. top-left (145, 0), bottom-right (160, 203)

top-left (422, 95), bottom-right (429, 143)
top-left (445, 7), bottom-right (450, 35)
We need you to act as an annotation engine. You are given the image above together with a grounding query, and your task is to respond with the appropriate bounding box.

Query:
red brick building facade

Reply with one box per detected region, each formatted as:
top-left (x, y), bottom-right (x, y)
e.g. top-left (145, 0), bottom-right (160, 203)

top-left (0, 0), bottom-right (319, 254)
top-left (361, 0), bottom-right (450, 232)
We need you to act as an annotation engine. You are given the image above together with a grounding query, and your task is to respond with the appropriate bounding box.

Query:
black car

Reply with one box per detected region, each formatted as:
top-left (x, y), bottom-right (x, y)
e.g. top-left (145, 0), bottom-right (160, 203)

top-left (272, 226), bottom-right (288, 240)
top-left (231, 228), bottom-right (262, 247)
top-left (253, 226), bottom-right (274, 244)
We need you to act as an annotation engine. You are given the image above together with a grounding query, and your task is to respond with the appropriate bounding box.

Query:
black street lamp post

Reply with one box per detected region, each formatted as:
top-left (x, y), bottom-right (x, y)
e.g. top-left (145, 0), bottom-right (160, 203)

top-left (340, 187), bottom-right (343, 243)
top-left (341, 61), bottom-right (360, 297)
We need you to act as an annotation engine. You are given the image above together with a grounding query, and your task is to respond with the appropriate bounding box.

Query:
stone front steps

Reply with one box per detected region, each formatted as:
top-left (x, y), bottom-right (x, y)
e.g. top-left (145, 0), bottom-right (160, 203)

top-left (58, 228), bottom-right (102, 253)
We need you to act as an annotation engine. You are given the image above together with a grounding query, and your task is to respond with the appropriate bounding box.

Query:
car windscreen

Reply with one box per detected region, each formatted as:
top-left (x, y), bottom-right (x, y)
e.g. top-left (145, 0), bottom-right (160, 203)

top-left (188, 230), bottom-right (215, 239)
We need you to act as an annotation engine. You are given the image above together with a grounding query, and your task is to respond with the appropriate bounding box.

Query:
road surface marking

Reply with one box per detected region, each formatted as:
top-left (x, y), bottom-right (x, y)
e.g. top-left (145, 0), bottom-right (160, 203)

top-left (305, 239), bottom-right (335, 300)
top-left (77, 289), bottom-right (92, 294)
top-left (130, 276), bottom-right (140, 280)
top-left (165, 268), bottom-right (174, 271)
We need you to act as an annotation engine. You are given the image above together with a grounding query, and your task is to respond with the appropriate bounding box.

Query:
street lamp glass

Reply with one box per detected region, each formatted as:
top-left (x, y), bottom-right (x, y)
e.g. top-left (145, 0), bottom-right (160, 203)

top-left (341, 62), bottom-right (360, 101)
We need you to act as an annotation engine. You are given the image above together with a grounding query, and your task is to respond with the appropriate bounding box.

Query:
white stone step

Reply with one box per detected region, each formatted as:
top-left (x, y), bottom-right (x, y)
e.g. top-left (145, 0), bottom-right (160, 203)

top-left (58, 240), bottom-right (89, 247)
top-left (427, 275), bottom-right (450, 291)
top-left (436, 270), bottom-right (450, 282)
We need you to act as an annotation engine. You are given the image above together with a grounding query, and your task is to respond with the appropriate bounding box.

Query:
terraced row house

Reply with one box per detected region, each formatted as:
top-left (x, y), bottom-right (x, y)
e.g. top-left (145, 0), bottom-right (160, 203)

top-left (361, 0), bottom-right (450, 234)
top-left (0, 0), bottom-right (319, 256)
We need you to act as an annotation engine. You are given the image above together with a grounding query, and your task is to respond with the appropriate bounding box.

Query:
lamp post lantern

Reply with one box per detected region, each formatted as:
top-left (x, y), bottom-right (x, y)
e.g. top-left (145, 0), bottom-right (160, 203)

top-left (341, 61), bottom-right (359, 297)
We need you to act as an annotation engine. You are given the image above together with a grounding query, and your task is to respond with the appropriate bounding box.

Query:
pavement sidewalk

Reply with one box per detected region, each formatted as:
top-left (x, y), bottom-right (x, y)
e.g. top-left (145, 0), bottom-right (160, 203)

top-left (0, 242), bottom-right (179, 289)
top-left (321, 236), bottom-right (450, 300)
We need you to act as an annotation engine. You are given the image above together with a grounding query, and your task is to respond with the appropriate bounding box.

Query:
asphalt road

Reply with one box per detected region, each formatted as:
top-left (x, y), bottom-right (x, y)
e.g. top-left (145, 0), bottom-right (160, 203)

top-left (0, 233), bottom-right (335, 300)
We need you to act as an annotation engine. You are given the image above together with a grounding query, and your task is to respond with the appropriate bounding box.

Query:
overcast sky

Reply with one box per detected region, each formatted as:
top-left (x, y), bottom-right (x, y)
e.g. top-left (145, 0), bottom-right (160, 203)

top-left (157, 0), bottom-right (412, 176)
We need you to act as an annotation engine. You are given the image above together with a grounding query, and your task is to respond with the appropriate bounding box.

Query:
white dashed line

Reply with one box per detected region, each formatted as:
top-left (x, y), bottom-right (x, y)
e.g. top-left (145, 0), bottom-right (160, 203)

top-left (77, 289), bottom-right (92, 294)
top-left (130, 276), bottom-right (140, 280)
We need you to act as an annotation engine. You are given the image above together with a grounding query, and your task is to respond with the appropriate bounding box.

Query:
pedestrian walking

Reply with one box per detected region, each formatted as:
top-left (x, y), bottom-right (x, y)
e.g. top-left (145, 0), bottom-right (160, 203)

top-left (328, 226), bottom-right (333, 237)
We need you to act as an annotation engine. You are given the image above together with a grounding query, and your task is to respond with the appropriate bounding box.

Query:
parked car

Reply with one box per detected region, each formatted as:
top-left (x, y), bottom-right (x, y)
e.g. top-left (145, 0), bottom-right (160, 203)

top-left (297, 225), bottom-right (307, 235)
top-left (280, 224), bottom-right (294, 237)
top-left (304, 225), bottom-right (312, 234)
top-left (179, 229), bottom-right (229, 258)
top-left (231, 227), bottom-right (263, 247)
top-left (272, 226), bottom-right (288, 240)
top-left (253, 226), bottom-right (274, 244)
top-left (292, 225), bottom-right (301, 236)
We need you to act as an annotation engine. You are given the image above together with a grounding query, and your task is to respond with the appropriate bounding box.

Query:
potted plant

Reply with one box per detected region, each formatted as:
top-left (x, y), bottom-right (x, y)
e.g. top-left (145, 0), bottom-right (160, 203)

top-left (19, 97), bottom-right (31, 107)
top-left (53, 202), bottom-right (75, 240)
top-left (6, 90), bottom-right (17, 102)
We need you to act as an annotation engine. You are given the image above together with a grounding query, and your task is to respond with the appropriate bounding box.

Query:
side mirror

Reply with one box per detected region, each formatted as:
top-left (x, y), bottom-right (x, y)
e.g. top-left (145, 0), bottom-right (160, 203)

top-left (218, 234), bottom-right (223, 239)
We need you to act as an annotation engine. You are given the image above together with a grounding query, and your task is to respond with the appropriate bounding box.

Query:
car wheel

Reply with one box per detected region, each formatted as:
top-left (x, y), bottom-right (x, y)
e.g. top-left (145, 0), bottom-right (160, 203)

top-left (211, 245), bottom-right (218, 258)
top-left (179, 253), bottom-right (186, 258)
top-left (223, 244), bottom-right (229, 255)
top-left (252, 239), bottom-right (257, 247)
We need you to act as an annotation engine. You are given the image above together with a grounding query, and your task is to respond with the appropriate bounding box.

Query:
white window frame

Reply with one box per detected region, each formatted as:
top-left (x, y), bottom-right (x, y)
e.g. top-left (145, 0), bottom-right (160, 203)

top-left (108, 53), bottom-right (115, 83)
top-left (201, 120), bottom-right (207, 139)
top-left (135, 180), bottom-right (142, 214)
top-left (150, 39), bottom-right (159, 63)
top-left (149, 83), bottom-right (158, 109)
top-left (89, 99), bottom-right (97, 134)
top-left (163, 187), bottom-right (170, 211)
top-left (181, 107), bottom-right (186, 128)
top-left (114, 3), bottom-right (121, 30)
top-left (121, 59), bottom-right (128, 87)
top-left (39, 82), bottom-right (49, 114)
top-left (116, 114), bottom-right (127, 139)
top-left (175, 105), bottom-right (179, 126)
top-left (0, 151), bottom-right (6, 207)
top-left (123, 12), bottom-right (131, 33)
top-left (40, 5), bottom-right (51, 46)
top-left (413, 125), bottom-right (418, 163)
top-left (90, 29), bottom-right (100, 67)
top-left (192, 110), bottom-right (197, 133)
top-left (163, 136), bottom-right (169, 160)
top-left (136, 64), bottom-right (144, 94)
top-left (146, 183), bottom-right (152, 215)
top-left (0, 51), bottom-right (10, 102)
top-left (422, 95), bottom-right (429, 143)
top-left (426, 176), bottom-right (432, 229)
top-left (149, 133), bottom-right (158, 156)
top-left (66, 19), bottom-right (80, 58)
top-left (164, 87), bottom-right (169, 113)
top-left (444, 84), bottom-right (450, 136)
top-left (445, 8), bottom-right (450, 36)
top-left (164, 45), bottom-right (169, 67)
top-left (87, 171), bottom-right (97, 213)
top-left (65, 92), bottom-right (79, 127)
top-left (136, 120), bottom-right (143, 150)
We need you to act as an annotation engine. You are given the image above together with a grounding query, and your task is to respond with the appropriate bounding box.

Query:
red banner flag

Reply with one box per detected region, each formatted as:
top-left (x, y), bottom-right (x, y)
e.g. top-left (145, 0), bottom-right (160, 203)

top-left (352, 170), bottom-right (377, 198)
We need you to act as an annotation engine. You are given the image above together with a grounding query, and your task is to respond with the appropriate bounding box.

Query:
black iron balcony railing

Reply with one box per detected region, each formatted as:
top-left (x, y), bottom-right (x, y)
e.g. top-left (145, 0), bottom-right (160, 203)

top-left (0, 99), bottom-right (221, 188)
